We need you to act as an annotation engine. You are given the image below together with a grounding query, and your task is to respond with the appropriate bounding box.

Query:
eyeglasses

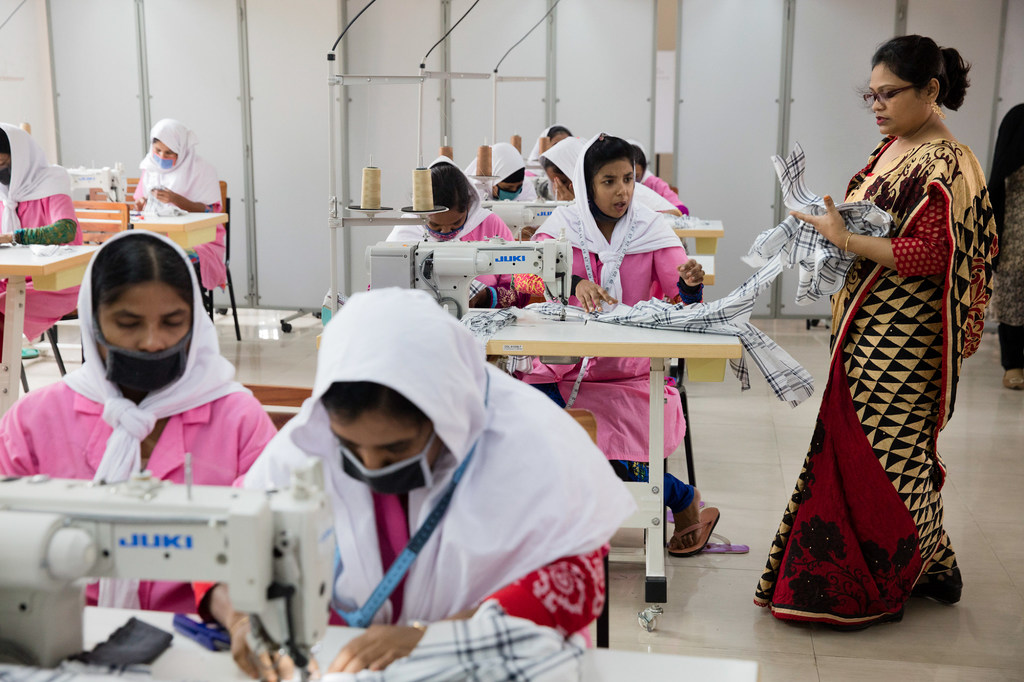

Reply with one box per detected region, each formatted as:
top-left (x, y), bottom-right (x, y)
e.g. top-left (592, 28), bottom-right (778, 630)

top-left (861, 85), bottom-right (915, 105)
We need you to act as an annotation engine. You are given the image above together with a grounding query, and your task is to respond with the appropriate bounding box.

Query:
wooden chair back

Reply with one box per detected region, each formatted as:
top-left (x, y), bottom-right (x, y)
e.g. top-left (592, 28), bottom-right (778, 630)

top-left (566, 408), bottom-right (598, 445)
top-left (244, 384), bottom-right (313, 430)
top-left (72, 200), bottom-right (130, 244)
top-left (127, 177), bottom-right (141, 200)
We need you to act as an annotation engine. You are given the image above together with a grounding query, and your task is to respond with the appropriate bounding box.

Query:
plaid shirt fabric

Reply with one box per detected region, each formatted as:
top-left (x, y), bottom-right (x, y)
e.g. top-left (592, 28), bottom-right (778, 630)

top-left (323, 600), bottom-right (583, 681)
top-left (745, 143), bottom-right (893, 305)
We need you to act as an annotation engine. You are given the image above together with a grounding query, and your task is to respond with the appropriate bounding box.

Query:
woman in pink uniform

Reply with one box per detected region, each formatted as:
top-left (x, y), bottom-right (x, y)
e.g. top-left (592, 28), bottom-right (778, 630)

top-left (0, 123), bottom-right (82, 355)
top-left (0, 230), bottom-right (276, 613)
top-left (387, 156), bottom-right (529, 309)
top-left (529, 133), bottom-right (718, 556)
top-left (134, 118), bottom-right (226, 292)
top-left (630, 140), bottom-right (687, 215)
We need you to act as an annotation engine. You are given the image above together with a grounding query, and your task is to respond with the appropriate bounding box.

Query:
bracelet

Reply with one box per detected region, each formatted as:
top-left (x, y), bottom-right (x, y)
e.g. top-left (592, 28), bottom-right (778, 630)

top-left (410, 621), bottom-right (428, 633)
top-left (843, 232), bottom-right (853, 253)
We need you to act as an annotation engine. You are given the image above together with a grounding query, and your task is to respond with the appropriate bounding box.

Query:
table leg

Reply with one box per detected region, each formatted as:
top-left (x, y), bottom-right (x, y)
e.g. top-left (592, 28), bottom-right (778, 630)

top-left (1, 276), bottom-right (28, 415)
top-left (645, 357), bottom-right (667, 603)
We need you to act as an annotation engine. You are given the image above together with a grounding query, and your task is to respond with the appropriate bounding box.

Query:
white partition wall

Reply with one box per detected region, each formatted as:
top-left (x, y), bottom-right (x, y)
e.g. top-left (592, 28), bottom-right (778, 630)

top-left (245, 0), bottom-right (342, 310)
top-left (907, 0), bottom-right (1004, 171)
top-left (782, 0), bottom-right (894, 319)
top-left (341, 0), bottom-right (444, 295)
top-left (50, 0), bottom-right (142, 170)
top-left (676, 0), bottom-right (784, 317)
top-left (555, 0), bottom-right (656, 145)
top-left (145, 0), bottom-right (249, 308)
top-left (996, 0), bottom-right (1024, 128)
top-left (448, 0), bottom-right (548, 170)
top-left (0, 1), bottom-right (58, 160)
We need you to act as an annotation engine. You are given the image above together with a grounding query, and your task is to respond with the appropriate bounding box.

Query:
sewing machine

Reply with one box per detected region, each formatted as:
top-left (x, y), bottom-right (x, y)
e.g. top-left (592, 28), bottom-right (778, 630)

top-left (367, 237), bottom-right (573, 317)
top-left (479, 201), bottom-right (571, 238)
top-left (67, 163), bottom-right (128, 202)
top-left (0, 460), bottom-right (334, 678)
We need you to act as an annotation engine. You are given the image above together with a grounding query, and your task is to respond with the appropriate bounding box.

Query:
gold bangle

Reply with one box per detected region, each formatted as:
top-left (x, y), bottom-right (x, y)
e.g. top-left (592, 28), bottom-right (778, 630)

top-left (843, 232), bottom-right (853, 253)
top-left (410, 621), bottom-right (428, 633)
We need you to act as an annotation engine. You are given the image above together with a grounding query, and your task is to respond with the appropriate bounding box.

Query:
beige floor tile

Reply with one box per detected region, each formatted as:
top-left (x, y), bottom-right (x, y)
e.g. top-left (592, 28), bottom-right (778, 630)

top-left (814, 656), bottom-right (1023, 682)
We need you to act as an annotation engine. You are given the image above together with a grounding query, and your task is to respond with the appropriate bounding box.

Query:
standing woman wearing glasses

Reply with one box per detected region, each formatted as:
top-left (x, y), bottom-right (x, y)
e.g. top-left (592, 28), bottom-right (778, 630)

top-left (754, 35), bottom-right (997, 628)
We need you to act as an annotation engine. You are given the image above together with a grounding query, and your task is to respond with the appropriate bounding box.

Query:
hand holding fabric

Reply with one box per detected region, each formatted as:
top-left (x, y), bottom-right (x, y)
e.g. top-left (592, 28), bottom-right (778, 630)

top-left (678, 259), bottom-right (704, 286)
top-left (791, 195), bottom-right (847, 248)
top-left (328, 624), bottom-right (426, 673)
top-left (574, 280), bottom-right (618, 313)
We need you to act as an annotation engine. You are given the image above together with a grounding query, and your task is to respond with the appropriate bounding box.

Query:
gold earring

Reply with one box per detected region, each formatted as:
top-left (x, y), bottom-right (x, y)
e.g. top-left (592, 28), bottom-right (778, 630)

top-left (931, 101), bottom-right (946, 120)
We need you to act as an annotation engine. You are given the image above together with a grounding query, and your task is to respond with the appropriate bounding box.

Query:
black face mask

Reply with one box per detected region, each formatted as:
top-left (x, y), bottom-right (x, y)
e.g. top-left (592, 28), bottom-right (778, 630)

top-left (338, 432), bottom-right (437, 495)
top-left (0, 166), bottom-right (10, 186)
top-left (96, 328), bottom-right (192, 394)
top-left (588, 197), bottom-right (622, 223)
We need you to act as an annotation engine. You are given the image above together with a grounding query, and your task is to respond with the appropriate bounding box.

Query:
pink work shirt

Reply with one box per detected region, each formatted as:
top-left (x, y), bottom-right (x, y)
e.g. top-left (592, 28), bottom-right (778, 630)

top-left (0, 382), bottom-right (278, 613)
top-left (525, 238), bottom-right (689, 461)
top-left (0, 194), bottom-right (83, 340)
top-left (134, 173), bottom-right (227, 291)
top-left (642, 175), bottom-right (683, 208)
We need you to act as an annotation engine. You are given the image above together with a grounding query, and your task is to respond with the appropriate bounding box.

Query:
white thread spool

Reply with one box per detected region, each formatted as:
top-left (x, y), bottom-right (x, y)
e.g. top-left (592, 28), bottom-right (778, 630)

top-left (412, 167), bottom-right (434, 211)
top-left (360, 166), bottom-right (381, 209)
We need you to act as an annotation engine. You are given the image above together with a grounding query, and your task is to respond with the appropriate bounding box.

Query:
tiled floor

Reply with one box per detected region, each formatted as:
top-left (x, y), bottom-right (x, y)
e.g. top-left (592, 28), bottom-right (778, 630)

top-left (21, 311), bottom-right (1024, 681)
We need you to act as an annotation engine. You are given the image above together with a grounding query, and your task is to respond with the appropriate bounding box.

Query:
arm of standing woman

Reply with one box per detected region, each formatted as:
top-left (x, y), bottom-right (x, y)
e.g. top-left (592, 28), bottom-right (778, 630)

top-left (791, 195), bottom-right (897, 269)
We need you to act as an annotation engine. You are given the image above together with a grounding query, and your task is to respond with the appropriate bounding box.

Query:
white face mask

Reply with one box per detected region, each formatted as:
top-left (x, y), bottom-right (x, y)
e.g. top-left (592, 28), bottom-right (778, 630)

top-left (338, 432), bottom-right (437, 494)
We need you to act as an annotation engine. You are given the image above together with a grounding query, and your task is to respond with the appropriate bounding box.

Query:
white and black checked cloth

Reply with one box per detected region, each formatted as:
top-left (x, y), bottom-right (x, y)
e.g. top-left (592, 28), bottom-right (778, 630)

top-left (745, 142), bottom-right (893, 305)
top-left (321, 600), bottom-right (584, 681)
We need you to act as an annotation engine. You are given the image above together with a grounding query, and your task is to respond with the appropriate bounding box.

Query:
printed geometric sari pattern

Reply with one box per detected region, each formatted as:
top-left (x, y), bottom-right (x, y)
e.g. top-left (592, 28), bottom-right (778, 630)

top-left (755, 138), bottom-right (996, 624)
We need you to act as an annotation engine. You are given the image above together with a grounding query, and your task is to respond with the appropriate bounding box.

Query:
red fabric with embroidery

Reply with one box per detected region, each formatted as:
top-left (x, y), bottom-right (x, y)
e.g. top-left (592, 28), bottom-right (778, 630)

top-left (891, 186), bottom-right (951, 277)
top-left (768, 356), bottom-right (922, 625)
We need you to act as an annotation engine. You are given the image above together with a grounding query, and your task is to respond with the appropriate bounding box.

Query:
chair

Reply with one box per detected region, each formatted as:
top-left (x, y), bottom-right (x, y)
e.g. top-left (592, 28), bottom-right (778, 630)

top-left (566, 408), bottom-right (610, 649)
top-left (199, 181), bottom-right (240, 341)
top-left (243, 384), bottom-right (313, 430)
top-left (39, 202), bottom-right (132, 380)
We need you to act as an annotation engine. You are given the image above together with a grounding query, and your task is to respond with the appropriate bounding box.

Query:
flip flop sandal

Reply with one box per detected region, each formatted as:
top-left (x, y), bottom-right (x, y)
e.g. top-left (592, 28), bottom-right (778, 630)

top-left (666, 500), bottom-right (704, 524)
top-left (667, 507), bottom-right (720, 557)
top-left (703, 532), bottom-right (749, 554)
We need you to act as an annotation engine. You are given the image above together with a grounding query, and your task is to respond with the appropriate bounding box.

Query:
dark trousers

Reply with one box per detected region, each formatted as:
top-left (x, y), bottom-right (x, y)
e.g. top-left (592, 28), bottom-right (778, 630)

top-left (999, 323), bottom-right (1024, 370)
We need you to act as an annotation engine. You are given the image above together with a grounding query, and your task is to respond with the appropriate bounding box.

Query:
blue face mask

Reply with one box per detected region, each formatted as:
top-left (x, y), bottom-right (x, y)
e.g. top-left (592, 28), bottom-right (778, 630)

top-left (151, 153), bottom-right (175, 170)
top-left (339, 431), bottom-right (437, 495)
top-left (497, 186), bottom-right (522, 201)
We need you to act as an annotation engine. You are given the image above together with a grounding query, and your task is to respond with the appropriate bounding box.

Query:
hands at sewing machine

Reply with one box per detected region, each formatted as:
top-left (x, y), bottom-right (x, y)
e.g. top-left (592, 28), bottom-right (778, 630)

top-left (328, 624), bottom-right (426, 674)
top-left (575, 280), bottom-right (618, 313)
top-left (678, 260), bottom-right (705, 287)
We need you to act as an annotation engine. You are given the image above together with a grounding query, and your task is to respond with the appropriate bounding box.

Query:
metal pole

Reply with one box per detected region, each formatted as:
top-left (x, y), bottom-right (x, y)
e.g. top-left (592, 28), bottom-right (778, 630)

top-left (672, 0), bottom-right (683, 192)
top-left (133, 0), bottom-right (151, 155)
top-left (43, 0), bottom-right (62, 163)
top-left (987, 0), bottom-right (1009, 167)
top-left (492, 71), bottom-right (498, 146)
top-left (545, 0), bottom-right (557, 123)
top-left (894, 0), bottom-right (908, 36)
top-left (770, 0), bottom-right (796, 318)
top-left (236, 0), bottom-right (259, 306)
top-left (417, 69), bottom-right (425, 166)
top-left (339, 0), bottom-right (352, 298)
top-left (647, 0), bottom-right (657, 161)
top-left (328, 53), bottom-right (340, 314)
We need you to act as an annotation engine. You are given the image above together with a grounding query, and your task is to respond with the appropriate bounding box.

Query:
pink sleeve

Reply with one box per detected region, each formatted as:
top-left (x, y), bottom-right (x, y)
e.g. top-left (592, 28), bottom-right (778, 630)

top-left (0, 404), bottom-right (41, 477)
top-left (645, 176), bottom-right (682, 206)
top-left (229, 395), bottom-right (279, 486)
top-left (133, 171), bottom-right (146, 201)
top-left (651, 246), bottom-right (686, 300)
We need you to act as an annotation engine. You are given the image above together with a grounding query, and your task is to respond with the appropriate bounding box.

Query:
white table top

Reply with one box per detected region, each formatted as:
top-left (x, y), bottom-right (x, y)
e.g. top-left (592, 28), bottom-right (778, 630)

top-left (81, 607), bottom-right (758, 681)
top-left (130, 211), bottom-right (227, 230)
top-left (479, 308), bottom-right (741, 360)
top-left (0, 244), bottom-right (98, 276)
top-left (673, 218), bottom-right (724, 237)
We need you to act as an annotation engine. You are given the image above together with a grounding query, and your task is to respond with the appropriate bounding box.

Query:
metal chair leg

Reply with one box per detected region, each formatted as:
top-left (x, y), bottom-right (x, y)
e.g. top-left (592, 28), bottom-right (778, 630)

top-left (679, 385), bottom-right (696, 487)
top-left (226, 266), bottom-right (241, 341)
top-left (46, 327), bottom-right (67, 376)
top-left (20, 364), bottom-right (29, 393)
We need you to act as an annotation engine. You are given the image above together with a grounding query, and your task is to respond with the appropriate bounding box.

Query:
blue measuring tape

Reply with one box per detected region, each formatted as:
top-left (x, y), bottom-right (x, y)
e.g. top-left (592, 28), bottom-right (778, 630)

top-left (331, 375), bottom-right (489, 627)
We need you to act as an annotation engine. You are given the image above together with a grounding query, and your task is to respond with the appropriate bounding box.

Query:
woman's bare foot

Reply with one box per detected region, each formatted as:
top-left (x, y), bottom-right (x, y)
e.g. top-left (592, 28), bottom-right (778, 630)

top-left (667, 489), bottom-right (702, 553)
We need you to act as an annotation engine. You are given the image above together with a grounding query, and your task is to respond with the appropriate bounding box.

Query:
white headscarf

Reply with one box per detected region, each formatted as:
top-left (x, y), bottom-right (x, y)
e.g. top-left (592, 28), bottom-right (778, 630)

top-left (387, 156), bottom-right (492, 243)
top-left (626, 138), bottom-right (653, 182)
top-left (0, 122), bottom-right (72, 234)
top-left (139, 119), bottom-right (221, 206)
top-left (526, 124), bottom-right (570, 165)
top-left (539, 136), bottom-right (584, 179)
top-left (535, 134), bottom-right (680, 300)
top-left (465, 142), bottom-right (537, 202)
top-left (245, 288), bottom-right (635, 625)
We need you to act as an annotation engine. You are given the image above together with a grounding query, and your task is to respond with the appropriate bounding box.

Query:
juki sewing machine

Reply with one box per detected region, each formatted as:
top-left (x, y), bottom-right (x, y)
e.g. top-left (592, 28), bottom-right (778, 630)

top-left (0, 459), bottom-right (334, 679)
top-left (366, 236), bottom-right (573, 317)
top-left (67, 163), bottom-right (128, 203)
top-left (479, 201), bottom-right (572, 238)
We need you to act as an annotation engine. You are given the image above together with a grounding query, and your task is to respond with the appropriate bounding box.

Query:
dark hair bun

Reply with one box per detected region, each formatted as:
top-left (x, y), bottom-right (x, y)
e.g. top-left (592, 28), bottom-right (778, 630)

top-left (940, 47), bottom-right (970, 111)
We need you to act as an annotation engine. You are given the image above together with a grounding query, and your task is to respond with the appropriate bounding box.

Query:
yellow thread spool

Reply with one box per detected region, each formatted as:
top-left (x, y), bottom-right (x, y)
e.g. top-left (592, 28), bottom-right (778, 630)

top-left (476, 145), bottom-right (492, 177)
top-left (360, 166), bottom-right (381, 209)
top-left (412, 168), bottom-right (434, 211)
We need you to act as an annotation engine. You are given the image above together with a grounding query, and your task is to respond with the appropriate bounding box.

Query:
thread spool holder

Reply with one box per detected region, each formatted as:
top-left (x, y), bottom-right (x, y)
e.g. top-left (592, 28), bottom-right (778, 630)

top-left (399, 205), bottom-right (449, 215)
top-left (346, 205), bottom-right (394, 219)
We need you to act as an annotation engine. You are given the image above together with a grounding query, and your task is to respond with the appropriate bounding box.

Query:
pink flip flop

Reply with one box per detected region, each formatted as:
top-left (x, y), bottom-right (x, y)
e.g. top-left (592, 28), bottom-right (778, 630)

top-left (703, 533), bottom-right (749, 554)
top-left (667, 507), bottom-right (720, 557)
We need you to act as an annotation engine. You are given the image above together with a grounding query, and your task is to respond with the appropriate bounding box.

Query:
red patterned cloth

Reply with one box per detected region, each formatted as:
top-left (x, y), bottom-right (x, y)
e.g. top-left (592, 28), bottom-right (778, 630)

top-left (891, 185), bottom-right (951, 277)
top-left (487, 546), bottom-right (607, 637)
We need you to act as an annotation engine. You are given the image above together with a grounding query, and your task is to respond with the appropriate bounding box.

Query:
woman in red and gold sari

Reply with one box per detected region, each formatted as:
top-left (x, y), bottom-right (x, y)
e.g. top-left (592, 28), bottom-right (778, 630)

top-left (754, 35), bottom-right (997, 629)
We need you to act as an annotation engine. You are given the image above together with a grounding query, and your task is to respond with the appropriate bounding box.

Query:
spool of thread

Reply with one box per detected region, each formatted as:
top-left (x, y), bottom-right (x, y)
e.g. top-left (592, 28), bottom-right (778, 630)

top-left (476, 145), bottom-right (492, 177)
top-left (412, 168), bottom-right (434, 211)
top-left (19, 122), bottom-right (31, 134)
top-left (439, 145), bottom-right (454, 160)
top-left (538, 136), bottom-right (552, 154)
top-left (510, 134), bottom-right (522, 153)
top-left (360, 166), bottom-right (381, 209)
